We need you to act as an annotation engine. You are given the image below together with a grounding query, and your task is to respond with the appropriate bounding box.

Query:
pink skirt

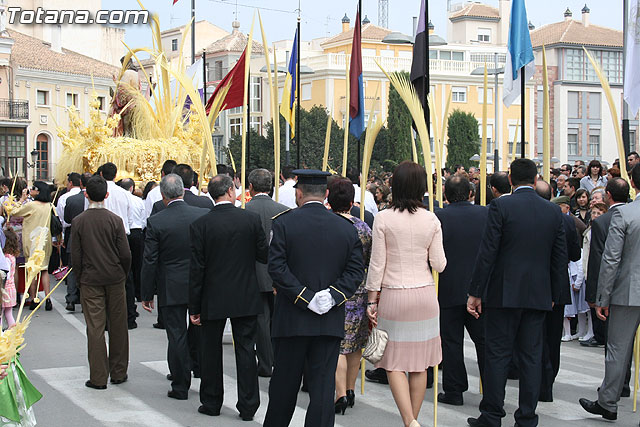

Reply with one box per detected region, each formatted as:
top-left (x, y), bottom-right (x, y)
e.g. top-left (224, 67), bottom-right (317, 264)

top-left (375, 286), bottom-right (441, 372)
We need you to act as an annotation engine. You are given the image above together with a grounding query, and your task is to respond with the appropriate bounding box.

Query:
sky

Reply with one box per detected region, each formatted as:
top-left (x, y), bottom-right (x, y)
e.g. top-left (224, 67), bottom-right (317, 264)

top-left (108, 0), bottom-right (623, 51)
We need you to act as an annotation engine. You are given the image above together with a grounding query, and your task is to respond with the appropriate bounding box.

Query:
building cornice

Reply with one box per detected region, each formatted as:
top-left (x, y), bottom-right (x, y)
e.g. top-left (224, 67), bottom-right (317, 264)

top-left (449, 16), bottom-right (500, 24)
top-left (14, 68), bottom-right (114, 88)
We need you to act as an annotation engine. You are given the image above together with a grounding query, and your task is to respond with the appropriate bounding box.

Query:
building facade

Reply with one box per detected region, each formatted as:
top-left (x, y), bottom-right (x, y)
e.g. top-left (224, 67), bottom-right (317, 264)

top-left (531, 5), bottom-right (627, 165)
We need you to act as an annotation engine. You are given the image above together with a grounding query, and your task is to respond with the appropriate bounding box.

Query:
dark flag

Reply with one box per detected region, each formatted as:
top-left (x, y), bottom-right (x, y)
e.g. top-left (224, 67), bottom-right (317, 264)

top-left (349, 3), bottom-right (365, 138)
top-left (410, 0), bottom-right (427, 110)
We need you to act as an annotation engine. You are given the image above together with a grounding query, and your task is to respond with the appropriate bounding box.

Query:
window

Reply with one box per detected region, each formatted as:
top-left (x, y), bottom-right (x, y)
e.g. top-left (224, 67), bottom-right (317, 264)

top-left (470, 53), bottom-right (506, 63)
top-left (250, 76), bottom-right (262, 112)
top-left (478, 87), bottom-right (493, 104)
top-left (564, 49), bottom-right (622, 83)
top-left (250, 116), bottom-right (263, 134)
top-left (440, 51), bottom-right (451, 60)
top-left (588, 129), bottom-right (600, 157)
top-left (66, 93), bottom-right (78, 108)
top-left (36, 133), bottom-right (48, 180)
top-left (0, 128), bottom-right (26, 177)
top-left (429, 50), bottom-right (437, 59)
top-left (452, 51), bottom-right (464, 61)
top-left (508, 124), bottom-right (522, 155)
top-left (452, 86), bottom-right (467, 103)
top-left (302, 83), bottom-right (312, 101)
top-left (36, 90), bottom-right (49, 106)
top-left (438, 51), bottom-right (463, 61)
top-left (568, 91), bottom-right (579, 119)
top-left (568, 130), bottom-right (579, 156)
top-left (229, 106), bottom-right (242, 115)
top-left (478, 28), bottom-right (491, 43)
top-left (477, 123), bottom-right (493, 152)
top-left (171, 38), bottom-right (178, 52)
top-left (588, 92), bottom-right (601, 119)
top-left (97, 96), bottom-right (106, 111)
top-left (537, 89), bottom-right (543, 118)
top-left (630, 130), bottom-right (637, 153)
top-left (230, 117), bottom-right (242, 137)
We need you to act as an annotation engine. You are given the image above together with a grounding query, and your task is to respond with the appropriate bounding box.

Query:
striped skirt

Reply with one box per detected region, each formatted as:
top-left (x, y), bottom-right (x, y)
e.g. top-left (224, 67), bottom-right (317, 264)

top-left (376, 286), bottom-right (442, 372)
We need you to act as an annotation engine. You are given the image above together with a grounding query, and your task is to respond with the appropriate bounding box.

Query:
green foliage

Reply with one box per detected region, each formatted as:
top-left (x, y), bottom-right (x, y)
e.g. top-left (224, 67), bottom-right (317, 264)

top-left (446, 109), bottom-right (479, 169)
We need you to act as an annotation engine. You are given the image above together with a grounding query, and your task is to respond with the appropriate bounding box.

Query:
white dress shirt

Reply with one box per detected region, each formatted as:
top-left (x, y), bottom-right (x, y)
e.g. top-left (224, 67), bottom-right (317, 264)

top-left (276, 179), bottom-right (297, 209)
top-left (353, 184), bottom-right (378, 216)
top-left (56, 187), bottom-right (81, 229)
top-left (128, 192), bottom-right (146, 230)
top-left (105, 180), bottom-right (132, 234)
top-left (144, 185), bottom-right (162, 219)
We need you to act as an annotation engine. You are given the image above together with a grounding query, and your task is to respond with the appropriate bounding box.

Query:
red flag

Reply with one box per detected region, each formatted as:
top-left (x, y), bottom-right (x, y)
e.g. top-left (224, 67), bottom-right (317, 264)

top-left (205, 47), bottom-right (246, 114)
top-left (173, 0), bottom-right (180, 4)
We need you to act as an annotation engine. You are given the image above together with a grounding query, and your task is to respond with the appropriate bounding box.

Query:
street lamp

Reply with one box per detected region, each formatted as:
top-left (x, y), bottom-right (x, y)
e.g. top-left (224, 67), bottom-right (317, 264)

top-left (472, 53), bottom-right (505, 173)
top-left (27, 148), bottom-right (38, 183)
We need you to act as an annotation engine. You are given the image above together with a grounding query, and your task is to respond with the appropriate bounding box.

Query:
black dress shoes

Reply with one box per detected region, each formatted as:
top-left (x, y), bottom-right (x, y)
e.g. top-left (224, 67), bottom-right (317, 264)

top-left (167, 390), bottom-right (188, 400)
top-left (128, 322), bottom-right (137, 330)
top-left (153, 322), bottom-right (165, 330)
top-left (110, 375), bottom-right (128, 384)
top-left (166, 374), bottom-right (173, 381)
top-left (467, 417), bottom-right (490, 426)
top-left (364, 368), bottom-right (389, 384)
top-left (438, 392), bottom-right (463, 406)
top-left (346, 389), bottom-right (355, 407)
top-left (65, 302), bottom-right (75, 312)
top-left (579, 398), bottom-right (617, 420)
top-left (580, 337), bottom-right (604, 347)
top-left (334, 396), bottom-right (348, 415)
top-left (85, 380), bottom-right (106, 390)
top-left (238, 413), bottom-right (253, 421)
top-left (198, 405), bottom-right (220, 416)
top-left (45, 299), bottom-right (52, 311)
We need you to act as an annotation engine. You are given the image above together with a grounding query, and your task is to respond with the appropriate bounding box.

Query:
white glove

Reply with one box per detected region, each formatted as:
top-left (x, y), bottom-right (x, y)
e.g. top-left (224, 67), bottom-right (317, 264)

top-left (308, 289), bottom-right (335, 315)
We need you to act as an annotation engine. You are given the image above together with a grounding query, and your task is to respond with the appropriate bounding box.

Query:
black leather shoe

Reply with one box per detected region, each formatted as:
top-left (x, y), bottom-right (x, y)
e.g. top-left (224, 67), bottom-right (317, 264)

top-left (166, 374), bottom-right (173, 381)
top-left (346, 389), bottom-right (355, 407)
top-left (580, 337), bottom-right (604, 347)
top-left (65, 302), bottom-right (75, 312)
top-left (239, 414), bottom-right (253, 421)
top-left (85, 380), bottom-right (106, 390)
top-left (28, 300), bottom-right (36, 310)
top-left (45, 299), bottom-right (52, 311)
top-left (467, 417), bottom-right (490, 426)
top-left (153, 322), bottom-right (165, 330)
top-left (198, 405), bottom-right (220, 416)
top-left (622, 386), bottom-right (631, 397)
top-left (128, 322), bottom-right (137, 330)
top-left (438, 392), bottom-right (463, 406)
top-left (365, 368), bottom-right (388, 384)
top-left (110, 375), bottom-right (127, 384)
top-left (579, 398), bottom-right (617, 420)
top-left (334, 396), bottom-right (348, 415)
top-left (167, 390), bottom-right (187, 400)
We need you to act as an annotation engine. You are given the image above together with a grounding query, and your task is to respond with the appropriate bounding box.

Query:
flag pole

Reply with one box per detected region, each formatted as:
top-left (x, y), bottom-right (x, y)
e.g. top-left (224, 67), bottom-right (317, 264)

top-left (623, 0), bottom-right (631, 156)
top-left (191, 0), bottom-right (196, 64)
top-left (202, 51), bottom-right (207, 102)
top-left (296, 6), bottom-right (301, 168)
top-left (520, 65), bottom-right (525, 158)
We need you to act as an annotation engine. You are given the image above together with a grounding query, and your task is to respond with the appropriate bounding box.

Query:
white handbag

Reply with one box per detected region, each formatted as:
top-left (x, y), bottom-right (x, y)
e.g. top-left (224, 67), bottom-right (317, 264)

top-left (362, 327), bottom-right (388, 364)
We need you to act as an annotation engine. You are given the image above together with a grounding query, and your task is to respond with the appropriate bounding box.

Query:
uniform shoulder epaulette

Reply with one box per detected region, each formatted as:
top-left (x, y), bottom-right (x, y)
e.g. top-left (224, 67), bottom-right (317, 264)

top-left (272, 208), bottom-right (292, 220)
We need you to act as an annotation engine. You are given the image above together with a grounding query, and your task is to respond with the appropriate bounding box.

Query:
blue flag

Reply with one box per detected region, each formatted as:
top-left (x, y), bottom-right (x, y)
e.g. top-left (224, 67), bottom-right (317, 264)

top-left (503, 0), bottom-right (534, 106)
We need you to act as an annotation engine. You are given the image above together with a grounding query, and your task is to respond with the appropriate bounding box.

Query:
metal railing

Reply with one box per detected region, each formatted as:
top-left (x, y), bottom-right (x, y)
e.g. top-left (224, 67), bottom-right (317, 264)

top-left (0, 99), bottom-right (29, 120)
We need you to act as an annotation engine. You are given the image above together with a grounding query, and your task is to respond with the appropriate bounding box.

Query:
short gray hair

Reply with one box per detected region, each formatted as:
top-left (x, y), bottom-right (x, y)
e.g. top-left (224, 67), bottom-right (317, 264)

top-left (160, 173), bottom-right (184, 199)
top-left (208, 174), bottom-right (234, 200)
top-left (248, 169), bottom-right (273, 193)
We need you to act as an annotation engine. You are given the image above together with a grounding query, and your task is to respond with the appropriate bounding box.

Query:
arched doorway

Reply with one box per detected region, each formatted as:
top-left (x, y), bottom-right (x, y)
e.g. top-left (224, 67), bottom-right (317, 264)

top-left (36, 133), bottom-right (49, 180)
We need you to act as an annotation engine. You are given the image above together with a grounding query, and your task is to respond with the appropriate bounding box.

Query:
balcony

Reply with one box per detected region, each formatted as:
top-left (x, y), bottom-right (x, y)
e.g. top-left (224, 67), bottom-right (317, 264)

top-left (0, 99), bottom-right (29, 120)
top-left (302, 53), bottom-right (505, 76)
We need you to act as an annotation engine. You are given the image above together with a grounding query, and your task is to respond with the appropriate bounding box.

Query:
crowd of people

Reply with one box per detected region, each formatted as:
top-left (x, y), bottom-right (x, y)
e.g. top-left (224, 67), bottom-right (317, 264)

top-left (0, 151), bottom-right (638, 427)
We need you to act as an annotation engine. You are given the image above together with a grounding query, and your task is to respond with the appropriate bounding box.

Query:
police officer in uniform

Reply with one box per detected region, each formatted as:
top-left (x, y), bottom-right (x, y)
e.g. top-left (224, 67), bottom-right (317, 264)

top-left (263, 170), bottom-right (365, 427)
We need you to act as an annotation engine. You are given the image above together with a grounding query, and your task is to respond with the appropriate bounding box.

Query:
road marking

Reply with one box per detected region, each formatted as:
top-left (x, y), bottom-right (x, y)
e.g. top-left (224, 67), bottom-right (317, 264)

top-left (51, 295), bottom-right (87, 337)
top-left (33, 365), bottom-right (182, 427)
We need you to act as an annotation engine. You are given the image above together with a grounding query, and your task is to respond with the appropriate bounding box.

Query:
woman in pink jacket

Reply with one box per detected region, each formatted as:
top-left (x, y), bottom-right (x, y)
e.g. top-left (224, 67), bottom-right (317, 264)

top-left (366, 161), bottom-right (447, 427)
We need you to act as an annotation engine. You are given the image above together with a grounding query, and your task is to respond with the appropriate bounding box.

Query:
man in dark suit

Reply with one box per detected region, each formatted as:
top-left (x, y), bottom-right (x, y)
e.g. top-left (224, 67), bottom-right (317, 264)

top-left (538, 191), bottom-right (581, 402)
top-left (141, 174), bottom-right (209, 400)
top-left (63, 172), bottom-right (91, 311)
top-left (245, 169), bottom-right (289, 378)
top-left (189, 174), bottom-right (268, 421)
top-left (466, 159), bottom-right (567, 427)
top-left (263, 169), bottom-right (364, 427)
top-left (435, 175), bottom-right (487, 406)
top-left (151, 164), bottom-right (213, 215)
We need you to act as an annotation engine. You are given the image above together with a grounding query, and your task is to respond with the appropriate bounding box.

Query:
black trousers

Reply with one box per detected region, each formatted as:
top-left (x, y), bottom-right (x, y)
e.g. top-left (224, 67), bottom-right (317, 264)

top-left (160, 305), bottom-right (191, 396)
top-left (127, 229), bottom-right (143, 300)
top-left (256, 292), bottom-right (274, 376)
top-left (540, 304), bottom-right (564, 400)
top-left (200, 316), bottom-right (259, 417)
top-left (440, 305), bottom-right (485, 396)
top-left (592, 307), bottom-right (606, 343)
top-left (479, 308), bottom-right (545, 427)
top-left (264, 336), bottom-right (341, 427)
top-left (124, 270), bottom-right (137, 325)
top-left (188, 322), bottom-right (201, 377)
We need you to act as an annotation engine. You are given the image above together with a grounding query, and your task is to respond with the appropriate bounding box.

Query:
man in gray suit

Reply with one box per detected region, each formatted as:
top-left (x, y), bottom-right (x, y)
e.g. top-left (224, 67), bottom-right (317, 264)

top-left (245, 169), bottom-right (289, 377)
top-left (579, 165), bottom-right (640, 421)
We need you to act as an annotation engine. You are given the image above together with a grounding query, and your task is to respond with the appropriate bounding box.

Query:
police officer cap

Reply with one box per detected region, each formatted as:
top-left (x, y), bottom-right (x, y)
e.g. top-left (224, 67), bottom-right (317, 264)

top-left (292, 169), bottom-right (331, 188)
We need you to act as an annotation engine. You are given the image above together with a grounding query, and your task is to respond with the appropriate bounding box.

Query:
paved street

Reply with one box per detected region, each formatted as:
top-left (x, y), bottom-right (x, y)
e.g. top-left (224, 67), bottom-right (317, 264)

top-left (15, 282), bottom-right (640, 427)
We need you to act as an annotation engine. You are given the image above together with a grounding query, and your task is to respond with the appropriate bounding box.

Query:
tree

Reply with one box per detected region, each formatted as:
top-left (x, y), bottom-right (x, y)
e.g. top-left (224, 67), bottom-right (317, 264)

top-left (385, 72), bottom-right (413, 166)
top-left (446, 109), bottom-right (479, 170)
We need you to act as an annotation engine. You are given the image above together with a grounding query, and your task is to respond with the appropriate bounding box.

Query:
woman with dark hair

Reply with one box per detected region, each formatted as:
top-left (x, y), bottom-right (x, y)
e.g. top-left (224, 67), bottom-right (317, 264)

top-left (327, 177), bottom-right (372, 415)
top-left (579, 159), bottom-right (607, 192)
top-left (573, 188), bottom-right (591, 225)
top-left (375, 184), bottom-right (391, 211)
top-left (365, 161), bottom-right (446, 427)
top-left (11, 181), bottom-right (55, 310)
top-left (142, 181), bottom-right (157, 200)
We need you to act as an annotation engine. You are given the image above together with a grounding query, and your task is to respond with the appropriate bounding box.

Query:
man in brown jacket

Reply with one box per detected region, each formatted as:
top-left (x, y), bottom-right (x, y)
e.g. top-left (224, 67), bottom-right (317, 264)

top-left (71, 175), bottom-right (132, 390)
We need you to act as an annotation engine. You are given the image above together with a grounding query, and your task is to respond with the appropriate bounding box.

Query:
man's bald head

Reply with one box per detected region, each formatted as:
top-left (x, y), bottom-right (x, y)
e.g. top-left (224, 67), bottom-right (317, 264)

top-left (535, 180), bottom-right (552, 201)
